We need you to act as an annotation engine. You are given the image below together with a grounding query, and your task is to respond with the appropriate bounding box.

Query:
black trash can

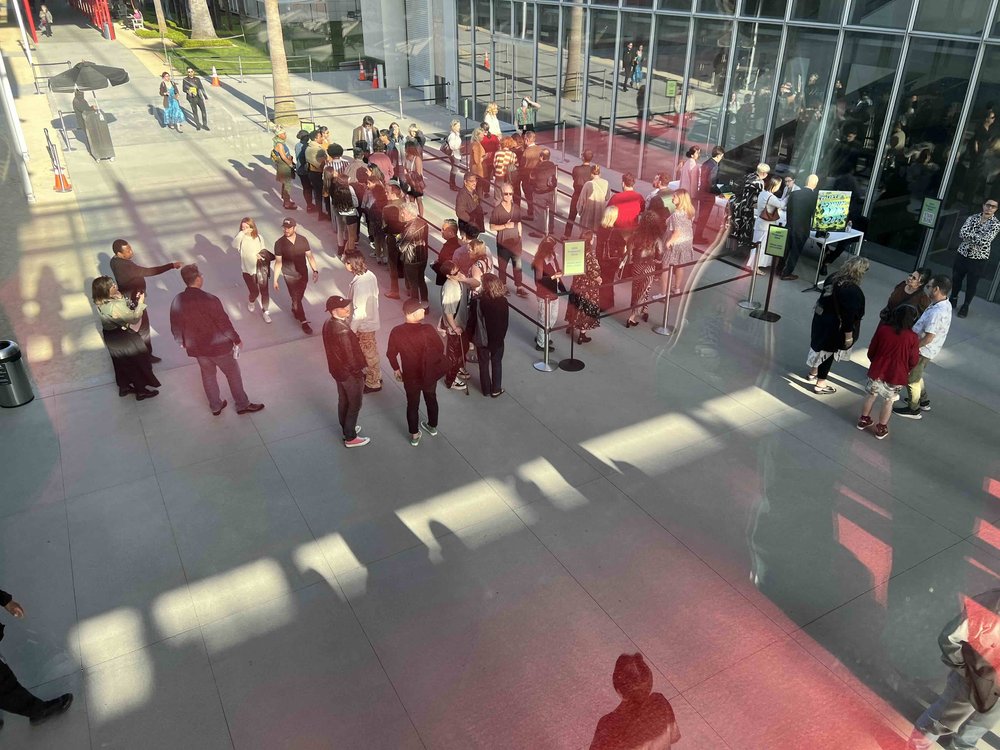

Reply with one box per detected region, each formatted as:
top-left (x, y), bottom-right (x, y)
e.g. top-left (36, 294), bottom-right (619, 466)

top-left (0, 340), bottom-right (34, 408)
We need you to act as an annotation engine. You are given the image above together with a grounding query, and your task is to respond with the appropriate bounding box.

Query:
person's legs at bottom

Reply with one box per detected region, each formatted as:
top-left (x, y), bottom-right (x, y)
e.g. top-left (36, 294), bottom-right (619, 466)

top-left (815, 354), bottom-right (835, 386)
top-left (490, 344), bottom-right (503, 392)
top-left (338, 375), bottom-right (363, 440)
top-left (904, 356), bottom-right (930, 407)
top-left (242, 272), bottom-right (259, 304)
top-left (962, 257), bottom-right (986, 309)
top-left (0, 659), bottom-right (48, 718)
top-left (286, 277), bottom-right (308, 323)
top-left (476, 346), bottom-right (491, 394)
top-left (909, 670), bottom-right (980, 749)
top-left (196, 357), bottom-right (223, 412)
top-left (951, 254), bottom-right (968, 305)
top-left (404, 380), bottom-right (421, 436)
top-left (423, 386), bottom-right (439, 428)
top-left (299, 174), bottom-right (314, 209)
top-left (860, 392), bottom-right (877, 418)
top-left (257, 275), bottom-right (270, 311)
top-left (386, 236), bottom-right (401, 296)
top-left (357, 331), bottom-right (382, 389)
top-left (215, 353), bottom-right (250, 411)
top-left (536, 297), bottom-right (552, 347)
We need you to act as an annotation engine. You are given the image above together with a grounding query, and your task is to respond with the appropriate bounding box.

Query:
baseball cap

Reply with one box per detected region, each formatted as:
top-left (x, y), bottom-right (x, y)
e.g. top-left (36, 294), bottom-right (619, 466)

top-left (325, 295), bottom-right (351, 312)
top-left (402, 298), bottom-right (424, 316)
top-left (282, 217), bottom-right (296, 228)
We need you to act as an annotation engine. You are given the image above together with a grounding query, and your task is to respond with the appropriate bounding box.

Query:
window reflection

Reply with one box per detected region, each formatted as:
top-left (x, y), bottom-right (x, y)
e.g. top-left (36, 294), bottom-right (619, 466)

top-left (849, 0), bottom-right (913, 29)
top-left (583, 10), bottom-right (618, 165)
top-left (684, 19), bottom-right (732, 171)
top-left (791, 0), bottom-right (842, 23)
top-left (642, 15), bottom-right (689, 182)
top-left (458, 0), bottom-right (474, 118)
top-left (560, 5), bottom-right (587, 155)
top-left (914, 1), bottom-right (988, 37)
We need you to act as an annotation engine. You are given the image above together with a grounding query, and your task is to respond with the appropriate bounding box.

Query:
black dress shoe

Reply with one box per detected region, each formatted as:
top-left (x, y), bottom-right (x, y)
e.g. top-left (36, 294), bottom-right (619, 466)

top-left (301, 322), bottom-right (313, 335)
top-left (363, 385), bottom-right (382, 394)
top-left (958, 304), bottom-right (969, 318)
top-left (149, 355), bottom-right (163, 363)
top-left (212, 399), bottom-right (228, 416)
top-left (119, 386), bottom-right (134, 397)
top-left (236, 402), bottom-right (265, 414)
top-left (135, 388), bottom-right (158, 401)
top-left (29, 693), bottom-right (73, 725)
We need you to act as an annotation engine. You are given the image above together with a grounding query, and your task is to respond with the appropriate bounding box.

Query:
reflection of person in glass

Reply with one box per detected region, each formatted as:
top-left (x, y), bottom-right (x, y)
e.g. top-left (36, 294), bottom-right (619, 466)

top-left (590, 653), bottom-right (680, 750)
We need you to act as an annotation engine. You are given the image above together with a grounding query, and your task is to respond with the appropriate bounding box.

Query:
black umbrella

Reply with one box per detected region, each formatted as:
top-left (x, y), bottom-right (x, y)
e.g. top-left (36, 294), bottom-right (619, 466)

top-left (49, 61), bottom-right (129, 117)
top-left (48, 61), bottom-right (129, 92)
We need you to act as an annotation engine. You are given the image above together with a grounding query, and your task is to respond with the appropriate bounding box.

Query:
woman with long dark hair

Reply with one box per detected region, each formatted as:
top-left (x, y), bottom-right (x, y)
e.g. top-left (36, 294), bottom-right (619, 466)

top-left (532, 235), bottom-right (565, 350)
top-left (330, 177), bottom-right (360, 257)
top-left (473, 273), bottom-right (509, 397)
top-left (624, 212), bottom-right (663, 327)
top-left (807, 256), bottom-right (871, 394)
top-left (92, 276), bottom-right (160, 399)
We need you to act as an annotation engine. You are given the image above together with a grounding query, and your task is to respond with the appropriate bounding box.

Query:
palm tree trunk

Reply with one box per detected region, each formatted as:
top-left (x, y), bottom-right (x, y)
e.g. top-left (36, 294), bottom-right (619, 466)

top-left (150, 0), bottom-right (167, 37)
top-left (188, 0), bottom-right (218, 39)
top-left (563, 6), bottom-right (583, 102)
top-left (264, 0), bottom-right (297, 125)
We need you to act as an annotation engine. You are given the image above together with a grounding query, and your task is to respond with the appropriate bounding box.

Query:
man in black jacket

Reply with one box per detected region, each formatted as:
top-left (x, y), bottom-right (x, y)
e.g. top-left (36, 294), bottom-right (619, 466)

top-left (170, 264), bottom-right (264, 416)
top-left (0, 588), bottom-right (73, 727)
top-left (109, 239), bottom-right (182, 361)
top-left (694, 146), bottom-right (725, 245)
top-left (779, 173), bottom-right (819, 280)
top-left (387, 299), bottom-right (444, 446)
top-left (322, 295), bottom-right (370, 448)
top-left (530, 149), bottom-right (558, 237)
top-left (182, 67), bottom-right (209, 131)
top-left (455, 172), bottom-right (485, 239)
top-left (563, 150), bottom-right (594, 238)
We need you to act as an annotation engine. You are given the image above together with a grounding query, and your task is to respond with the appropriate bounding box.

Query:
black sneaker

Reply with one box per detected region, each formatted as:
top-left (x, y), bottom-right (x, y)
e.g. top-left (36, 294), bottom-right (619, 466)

top-left (893, 404), bottom-right (923, 420)
top-left (363, 385), bottom-right (382, 394)
top-left (302, 322), bottom-right (313, 335)
top-left (957, 304), bottom-right (969, 318)
top-left (919, 401), bottom-right (931, 412)
top-left (236, 403), bottom-right (265, 415)
top-left (30, 693), bottom-right (73, 725)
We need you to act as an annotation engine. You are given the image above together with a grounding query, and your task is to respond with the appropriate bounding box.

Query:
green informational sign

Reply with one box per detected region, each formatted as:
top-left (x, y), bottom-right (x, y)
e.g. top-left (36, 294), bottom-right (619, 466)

top-left (563, 240), bottom-right (587, 276)
top-left (665, 80), bottom-right (677, 98)
top-left (919, 197), bottom-right (942, 228)
top-left (299, 120), bottom-right (315, 133)
top-left (764, 225), bottom-right (788, 258)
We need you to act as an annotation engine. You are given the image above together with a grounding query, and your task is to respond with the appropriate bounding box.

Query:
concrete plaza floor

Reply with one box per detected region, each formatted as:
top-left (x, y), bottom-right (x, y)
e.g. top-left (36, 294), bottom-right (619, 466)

top-left (2, 8), bottom-right (1000, 749)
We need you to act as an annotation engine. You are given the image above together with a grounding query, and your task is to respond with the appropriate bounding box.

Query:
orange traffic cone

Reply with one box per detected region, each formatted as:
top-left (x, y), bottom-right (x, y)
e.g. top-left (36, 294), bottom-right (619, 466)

top-left (484, 52), bottom-right (490, 71)
top-left (211, 65), bottom-right (221, 87)
top-left (359, 60), bottom-right (366, 81)
top-left (53, 163), bottom-right (73, 192)
top-left (371, 67), bottom-right (379, 89)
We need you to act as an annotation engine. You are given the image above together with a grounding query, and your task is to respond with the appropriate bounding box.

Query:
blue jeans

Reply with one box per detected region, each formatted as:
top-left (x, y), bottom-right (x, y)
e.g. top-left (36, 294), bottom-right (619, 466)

top-left (196, 353), bottom-right (250, 413)
top-left (910, 669), bottom-right (1000, 749)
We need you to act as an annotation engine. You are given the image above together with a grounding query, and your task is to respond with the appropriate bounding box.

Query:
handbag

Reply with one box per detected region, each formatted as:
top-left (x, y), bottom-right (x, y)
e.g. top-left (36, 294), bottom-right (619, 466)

top-left (441, 143), bottom-right (452, 157)
top-left (759, 203), bottom-right (779, 222)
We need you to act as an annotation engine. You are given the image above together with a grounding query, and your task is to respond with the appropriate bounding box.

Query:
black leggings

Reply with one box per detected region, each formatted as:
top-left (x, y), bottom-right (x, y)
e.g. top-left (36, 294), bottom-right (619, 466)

top-left (242, 272), bottom-right (269, 309)
top-left (403, 262), bottom-right (428, 302)
top-left (952, 253), bottom-right (987, 305)
top-left (817, 353), bottom-right (835, 380)
top-left (476, 344), bottom-right (504, 394)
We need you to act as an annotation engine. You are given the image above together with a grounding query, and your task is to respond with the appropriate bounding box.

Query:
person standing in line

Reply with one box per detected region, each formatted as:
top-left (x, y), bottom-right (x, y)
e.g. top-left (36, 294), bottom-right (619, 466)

top-left (323, 143), bottom-right (350, 219)
top-left (607, 173), bottom-right (646, 233)
top-left (520, 131), bottom-right (542, 220)
top-left (806, 256), bottom-right (871, 395)
top-left (351, 115), bottom-right (377, 155)
top-left (169, 264), bottom-right (265, 416)
top-left (950, 199), bottom-right (1000, 318)
top-left (747, 176), bottom-right (784, 274)
top-left (234, 217), bottom-right (273, 324)
top-left (732, 162), bottom-right (770, 249)
top-left (92, 276), bottom-right (160, 399)
top-left (402, 142), bottom-right (426, 216)
top-left (433, 219), bottom-right (462, 287)
top-left (345, 253), bottom-right (382, 394)
top-left (273, 217), bottom-right (319, 335)
top-left (677, 146), bottom-right (701, 197)
top-left (661, 189), bottom-right (697, 296)
top-left (893, 274), bottom-right (954, 419)
top-left (386, 122), bottom-right (407, 177)
top-left (159, 72), bottom-right (185, 132)
top-left (446, 119), bottom-right (463, 191)
top-left (905, 589), bottom-right (1000, 750)
top-left (455, 171), bottom-right (485, 239)
top-left (578, 165), bottom-right (610, 232)
top-left (387, 298), bottom-right (446, 446)
top-left (322, 295), bottom-right (371, 448)
top-left (406, 122), bottom-right (426, 154)
top-left (110, 238), bottom-right (182, 362)
top-left (778, 173), bottom-right (818, 280)
top-left (294, 129), bottom-right (315, 212)
top-left (529, 149), bottom-right (558, 237)
top-left (365, 177), bottom-right (388, 265)
top-left (483, 102), bottom-right (502, 140)
top-left (182, 67), bottom-right (209, 131)
top-left (694, 146), bottom-right (725, 244)
top-left (491, 137), bottom-right (518, 202)
top-left (472, 273), bottom-right (509, 397)
top-left (305, 130), bottom-right (329, 219)
top-left (644, 173), bottom-right (672, 221)
top-left (532, 236), bottom-right (565, 350)
top-left (469, 128), bottom-right (488, 199)
top-left (38, 4), bottom-right (53, 36)
top-left (564, 150), bottom-right (595, 238)
top-left (856, 304), bottom-right (920, 440)
top-left (624, 212), bottom-right (662, 328)
top-left (440, 260), bottom-right (480, 390)
top-left (270, 127), bottom-right (298, 210)
top-left (0, 588), bottom-right (73, 727)
top-left (596, 206), bottom-right (625, 311)
top-left (490, 182), bottom-right (530, 298)
top-left (565, 230), bottom-right (602, 345)
top-left (399, 204), bottom-right (430, 304)
top-left (382, 182), bottom-right (408, 300)
top-left (329, 176), bottom-right (360, 258)
top-left (515, 97), bottom-right (541, 133)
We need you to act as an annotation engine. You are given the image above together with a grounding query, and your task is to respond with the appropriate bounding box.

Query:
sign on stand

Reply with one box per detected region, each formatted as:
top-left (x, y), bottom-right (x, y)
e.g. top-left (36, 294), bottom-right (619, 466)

top-left (764, 225), bottom-right (788, 258)
top-left (563, 239), bottom-right (586, 276)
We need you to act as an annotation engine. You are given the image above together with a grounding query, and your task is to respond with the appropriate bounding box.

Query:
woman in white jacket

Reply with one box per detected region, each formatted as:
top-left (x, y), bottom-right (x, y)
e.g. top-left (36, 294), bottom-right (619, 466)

top-left (234, 217), bottom-right (274, 322)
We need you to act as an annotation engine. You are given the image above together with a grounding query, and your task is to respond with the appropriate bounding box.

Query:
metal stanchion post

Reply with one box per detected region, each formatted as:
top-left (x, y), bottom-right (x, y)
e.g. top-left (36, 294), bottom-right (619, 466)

top-left (738, 249), bottom-right (762, 310)
top-left (238, 56), bottom-right (244, 84)
top-left (398, 86), bottom-right (403, 119)
top-left (533, 301), bottom-right (555, 373)
top-left (804, 234), bottom-right (829, 293)
top-left (750, 263), bottom-right (782, 323)
top-left (308, 55), bottom-right (313, 83)
top-left (57, 110), bottom-right (73, 150)
top-left (653, 266), bottom-right (675, 336)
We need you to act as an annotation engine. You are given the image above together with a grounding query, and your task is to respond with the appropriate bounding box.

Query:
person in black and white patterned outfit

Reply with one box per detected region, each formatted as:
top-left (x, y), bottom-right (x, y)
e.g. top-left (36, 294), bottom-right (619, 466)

top-left (951, 199), bottom-right (1000, 318)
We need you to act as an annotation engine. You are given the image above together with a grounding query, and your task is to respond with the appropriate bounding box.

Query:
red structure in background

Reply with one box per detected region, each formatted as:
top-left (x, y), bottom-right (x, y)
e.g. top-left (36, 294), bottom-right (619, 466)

top-left (21, 0), bottom-right (39, 43)
top-left (67, 0), bottom-right (116, 40)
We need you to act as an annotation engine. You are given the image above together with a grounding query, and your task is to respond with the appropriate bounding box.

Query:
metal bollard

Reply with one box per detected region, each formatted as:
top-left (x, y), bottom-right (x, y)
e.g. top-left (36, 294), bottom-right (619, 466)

top-left (398, 86), bottom-right (403, 119)
top-left (533, 299), bottom-right (555, 373)
top-left (738, 249), bottom-right (762, 310)
top-left (0, 340), bottom-right (34, 407)
top-left (653, 265), bottom-right (675, 336)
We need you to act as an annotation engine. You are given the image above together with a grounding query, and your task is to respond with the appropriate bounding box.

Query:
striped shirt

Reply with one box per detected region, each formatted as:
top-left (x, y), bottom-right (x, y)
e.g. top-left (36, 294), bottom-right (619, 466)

top-left (492, 149), bottom-right (517, 179)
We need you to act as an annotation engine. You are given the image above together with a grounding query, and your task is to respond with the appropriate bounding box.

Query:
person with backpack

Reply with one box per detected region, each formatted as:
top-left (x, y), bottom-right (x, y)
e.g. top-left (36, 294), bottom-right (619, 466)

top-left (270, 127), bottom-right (297, 210)
top-left (294, 129), bottom-right (315, 211)
top-left (387, 299), bottom-right (447, 446)
top-left (856, 304), bottom-right (920, 440)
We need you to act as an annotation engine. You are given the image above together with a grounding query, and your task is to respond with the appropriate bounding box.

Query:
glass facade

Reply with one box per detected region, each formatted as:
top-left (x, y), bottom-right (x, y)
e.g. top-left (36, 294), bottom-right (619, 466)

top-left (452, 0), bottom-right (1000, 302)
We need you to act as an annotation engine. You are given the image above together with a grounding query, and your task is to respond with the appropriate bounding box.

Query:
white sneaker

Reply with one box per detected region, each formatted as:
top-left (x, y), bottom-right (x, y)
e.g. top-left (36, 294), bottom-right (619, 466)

top-left (248, 302), bottom-right (255, 313)
top-left (262, 310), bottom-right (271, 323)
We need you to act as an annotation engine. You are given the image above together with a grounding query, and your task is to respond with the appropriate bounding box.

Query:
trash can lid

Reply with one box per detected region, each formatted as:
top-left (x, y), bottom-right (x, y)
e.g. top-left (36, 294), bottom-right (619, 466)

top-left (0, 340), bottom-right (23, 363)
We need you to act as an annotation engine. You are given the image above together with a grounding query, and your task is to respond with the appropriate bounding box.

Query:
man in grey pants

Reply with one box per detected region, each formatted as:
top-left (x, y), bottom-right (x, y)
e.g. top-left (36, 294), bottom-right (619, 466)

top-left (169, 264), bottom-right (265, 416)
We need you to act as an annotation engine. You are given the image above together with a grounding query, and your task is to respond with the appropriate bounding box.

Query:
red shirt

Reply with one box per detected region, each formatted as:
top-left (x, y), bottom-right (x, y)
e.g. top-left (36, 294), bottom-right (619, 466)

top-left (866, 323), bottom-right (920, 386)
top-left (608, 190), bottom-right (646, 230)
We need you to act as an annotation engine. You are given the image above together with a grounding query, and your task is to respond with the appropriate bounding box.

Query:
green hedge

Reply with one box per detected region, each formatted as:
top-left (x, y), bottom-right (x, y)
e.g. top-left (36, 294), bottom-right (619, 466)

top-left (179, 38), bottom-right (233, 48)
top-left (134, 28), bottom-right (159, 39)
top-left (140, 21), bottom-right (186, 44)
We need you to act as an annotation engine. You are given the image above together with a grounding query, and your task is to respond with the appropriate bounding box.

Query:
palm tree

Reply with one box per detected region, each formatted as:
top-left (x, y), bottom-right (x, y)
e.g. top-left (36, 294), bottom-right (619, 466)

top-left (264, 0), bottom-right (297, 125)
top-left (563, 6), bottom-right (583, 101)
top-left (188, 0), bottom-right (218, 40)
top-left (150, 0), bottom-right (167, 38)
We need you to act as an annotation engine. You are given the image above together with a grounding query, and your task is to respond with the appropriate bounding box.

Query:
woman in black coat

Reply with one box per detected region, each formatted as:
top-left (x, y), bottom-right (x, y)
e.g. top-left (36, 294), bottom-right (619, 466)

top-left (808, 256), bottom-right (871, 394)
top-left (473, 273), bottom-right (510, 397)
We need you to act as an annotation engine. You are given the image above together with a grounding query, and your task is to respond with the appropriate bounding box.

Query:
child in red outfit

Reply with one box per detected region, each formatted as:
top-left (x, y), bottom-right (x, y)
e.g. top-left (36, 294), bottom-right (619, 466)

top-left (858, 304), bottom-right (920, 439)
